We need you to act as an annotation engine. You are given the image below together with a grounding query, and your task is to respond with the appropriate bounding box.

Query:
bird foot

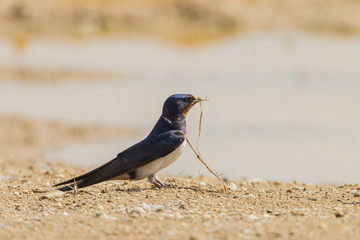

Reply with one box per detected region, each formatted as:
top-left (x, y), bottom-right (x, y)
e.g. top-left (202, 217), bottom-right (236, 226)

top-left (148, 174), bottom-right (167, 188)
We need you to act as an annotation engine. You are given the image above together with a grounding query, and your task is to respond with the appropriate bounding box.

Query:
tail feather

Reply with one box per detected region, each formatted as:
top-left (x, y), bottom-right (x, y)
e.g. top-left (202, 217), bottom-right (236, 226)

top-left (56, 175), bottom-right (106, 192)
top-left (57, 184), bottom-right (76, 192)
top-left (53, 157), bottom-right (118, 187)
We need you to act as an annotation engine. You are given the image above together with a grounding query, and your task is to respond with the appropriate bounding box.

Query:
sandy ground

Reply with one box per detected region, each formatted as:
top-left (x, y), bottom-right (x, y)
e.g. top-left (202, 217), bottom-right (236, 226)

top-left (2, 164), bottom-right (360, 240)
top-left (1, 0), bottom-right (360, 45)
top-left (1, 116), bottom-right (360, 239)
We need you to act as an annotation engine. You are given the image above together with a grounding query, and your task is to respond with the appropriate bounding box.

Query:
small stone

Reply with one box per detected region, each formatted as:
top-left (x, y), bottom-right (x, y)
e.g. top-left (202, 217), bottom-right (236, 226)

top-left (203, 214), bottom-right (211, 219)
top-left (291, 208), bottom-right (306, 216)
top-left (335, 211), bottom-right (345, 218)
top-left (0, 175), bottom-right (12, 180)
top-left (141, 203), bottom-right (151, 212)
top-left (41, 190), bottom-right (65, 199)
top-left (13, 192), bottom-right (19, 195)
top-left (354, 192), bottom-right (360, 197)
top-left (228, 183), bottom-right (238, 191)
top-left (150, 205), bottom-right (165, 212)
top-left (62, 211), bottom-right (69, 216)
top-left (95, 212), bottom-right (103, 217)
top-left (131, 207), bottom-right (146, 214)
top-left (117, 205), bottom-right (126, 211)
top-left (248, 214), bottom-right (259, 220)
top-left (102, 214), bottom-right (117, 220)
top-left (199, 182), bottom-right (207, 187)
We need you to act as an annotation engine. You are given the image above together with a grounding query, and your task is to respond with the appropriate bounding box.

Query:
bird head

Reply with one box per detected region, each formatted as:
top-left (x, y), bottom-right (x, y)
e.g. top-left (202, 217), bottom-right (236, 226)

top-left (162, 94), bottom-right (200, 120)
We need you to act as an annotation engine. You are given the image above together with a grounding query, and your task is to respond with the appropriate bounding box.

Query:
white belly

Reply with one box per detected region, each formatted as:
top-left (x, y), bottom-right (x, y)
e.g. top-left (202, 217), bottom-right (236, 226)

top-left (135, 141), bottom-right (186, 180)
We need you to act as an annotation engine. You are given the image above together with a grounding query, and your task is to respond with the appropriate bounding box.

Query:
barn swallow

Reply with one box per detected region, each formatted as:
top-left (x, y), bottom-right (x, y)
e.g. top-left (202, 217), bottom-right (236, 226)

top-left (54, 94), bottom-right (201, 191)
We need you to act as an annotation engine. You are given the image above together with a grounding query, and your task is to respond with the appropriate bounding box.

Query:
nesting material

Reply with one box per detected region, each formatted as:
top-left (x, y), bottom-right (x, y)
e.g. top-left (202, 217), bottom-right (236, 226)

top-left (186, 97), bottom-right (228, 192)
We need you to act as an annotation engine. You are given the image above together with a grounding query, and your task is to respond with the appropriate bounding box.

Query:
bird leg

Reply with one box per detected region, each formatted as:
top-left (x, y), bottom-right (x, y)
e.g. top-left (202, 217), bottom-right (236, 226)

top-left (148, 173), bottom-right (167, 188)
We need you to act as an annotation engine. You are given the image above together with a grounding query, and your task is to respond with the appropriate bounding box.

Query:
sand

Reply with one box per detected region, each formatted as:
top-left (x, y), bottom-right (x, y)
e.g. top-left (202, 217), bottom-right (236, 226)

top-left (1, 116), bottom-right (360, 239)
top-left (2, 164), bottom-right (360, 240)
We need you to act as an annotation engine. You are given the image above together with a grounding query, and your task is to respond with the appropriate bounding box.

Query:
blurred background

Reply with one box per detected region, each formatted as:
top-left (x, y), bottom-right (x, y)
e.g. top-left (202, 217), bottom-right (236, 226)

top-left (0, 0), bottom-right (360, 184)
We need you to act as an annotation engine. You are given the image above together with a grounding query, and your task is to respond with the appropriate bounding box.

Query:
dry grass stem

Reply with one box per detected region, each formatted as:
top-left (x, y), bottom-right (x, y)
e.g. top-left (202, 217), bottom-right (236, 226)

top-left (196, 100), bottom-right (204, 152)
top-left (186, 97), bottom-right (228, 192)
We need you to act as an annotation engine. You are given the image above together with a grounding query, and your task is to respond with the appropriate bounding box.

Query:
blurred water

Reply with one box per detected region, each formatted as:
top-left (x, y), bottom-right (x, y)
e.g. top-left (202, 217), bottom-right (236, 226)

top-left (0, 33), bottom-right (360, 183)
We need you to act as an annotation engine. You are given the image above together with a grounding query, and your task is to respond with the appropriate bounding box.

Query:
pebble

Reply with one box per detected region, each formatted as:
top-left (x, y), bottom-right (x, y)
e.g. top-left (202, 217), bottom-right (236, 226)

top-left (199, 182), bottom-right (207, 187)
top-left (41, 190), bottom-right (65, 199)
top-left (228, 183), bottom-right (238, 191)
top-left (95, 212), bottom-right (103, 217)
top-left (0, 175), bottom-right (12, 180)
top-left (150, 205), bottom-right (165, 212)
top-left (102, 214), bottom-right (117, 220)
top-left (131, 207), bottom-right (146, 214)
top-left (242, 194), bottom-right (255, 198)
top-left (335, 211), bottom-right (345, 218)
top-left (141, 203), bottom-right (152, 212)
top-left (13, 192), bottom-right (19, 195)
top-left (291, 208), bottom-right (306, 216)
top-left (248, 214), bottom-right (259, 220)
top-left (62, 211), bottom-right (69, 216)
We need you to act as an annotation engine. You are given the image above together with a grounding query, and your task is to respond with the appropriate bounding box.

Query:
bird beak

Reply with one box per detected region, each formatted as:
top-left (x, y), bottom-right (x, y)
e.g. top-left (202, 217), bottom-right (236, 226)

top-left (193, 97), bottom-right (209, 105)
top-left (183, 97), bottom-right (208, 116)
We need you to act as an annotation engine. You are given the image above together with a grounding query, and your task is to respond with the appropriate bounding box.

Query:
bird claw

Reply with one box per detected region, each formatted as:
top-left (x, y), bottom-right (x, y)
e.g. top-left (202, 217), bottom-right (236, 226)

top-left (153, 180), bottom-right (167, 188)
top-left (148, 174), bottom-right (167, 188)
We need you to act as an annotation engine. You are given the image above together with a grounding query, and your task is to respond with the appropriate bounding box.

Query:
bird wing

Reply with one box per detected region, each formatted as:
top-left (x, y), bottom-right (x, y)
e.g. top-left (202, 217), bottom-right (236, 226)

top-left (53, 130), bottom-right (185, 190)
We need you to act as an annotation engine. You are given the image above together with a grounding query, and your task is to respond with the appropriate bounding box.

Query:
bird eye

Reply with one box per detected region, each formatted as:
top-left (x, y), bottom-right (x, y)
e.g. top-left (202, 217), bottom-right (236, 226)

top-left (184, 97), bottom-right (192, 103)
